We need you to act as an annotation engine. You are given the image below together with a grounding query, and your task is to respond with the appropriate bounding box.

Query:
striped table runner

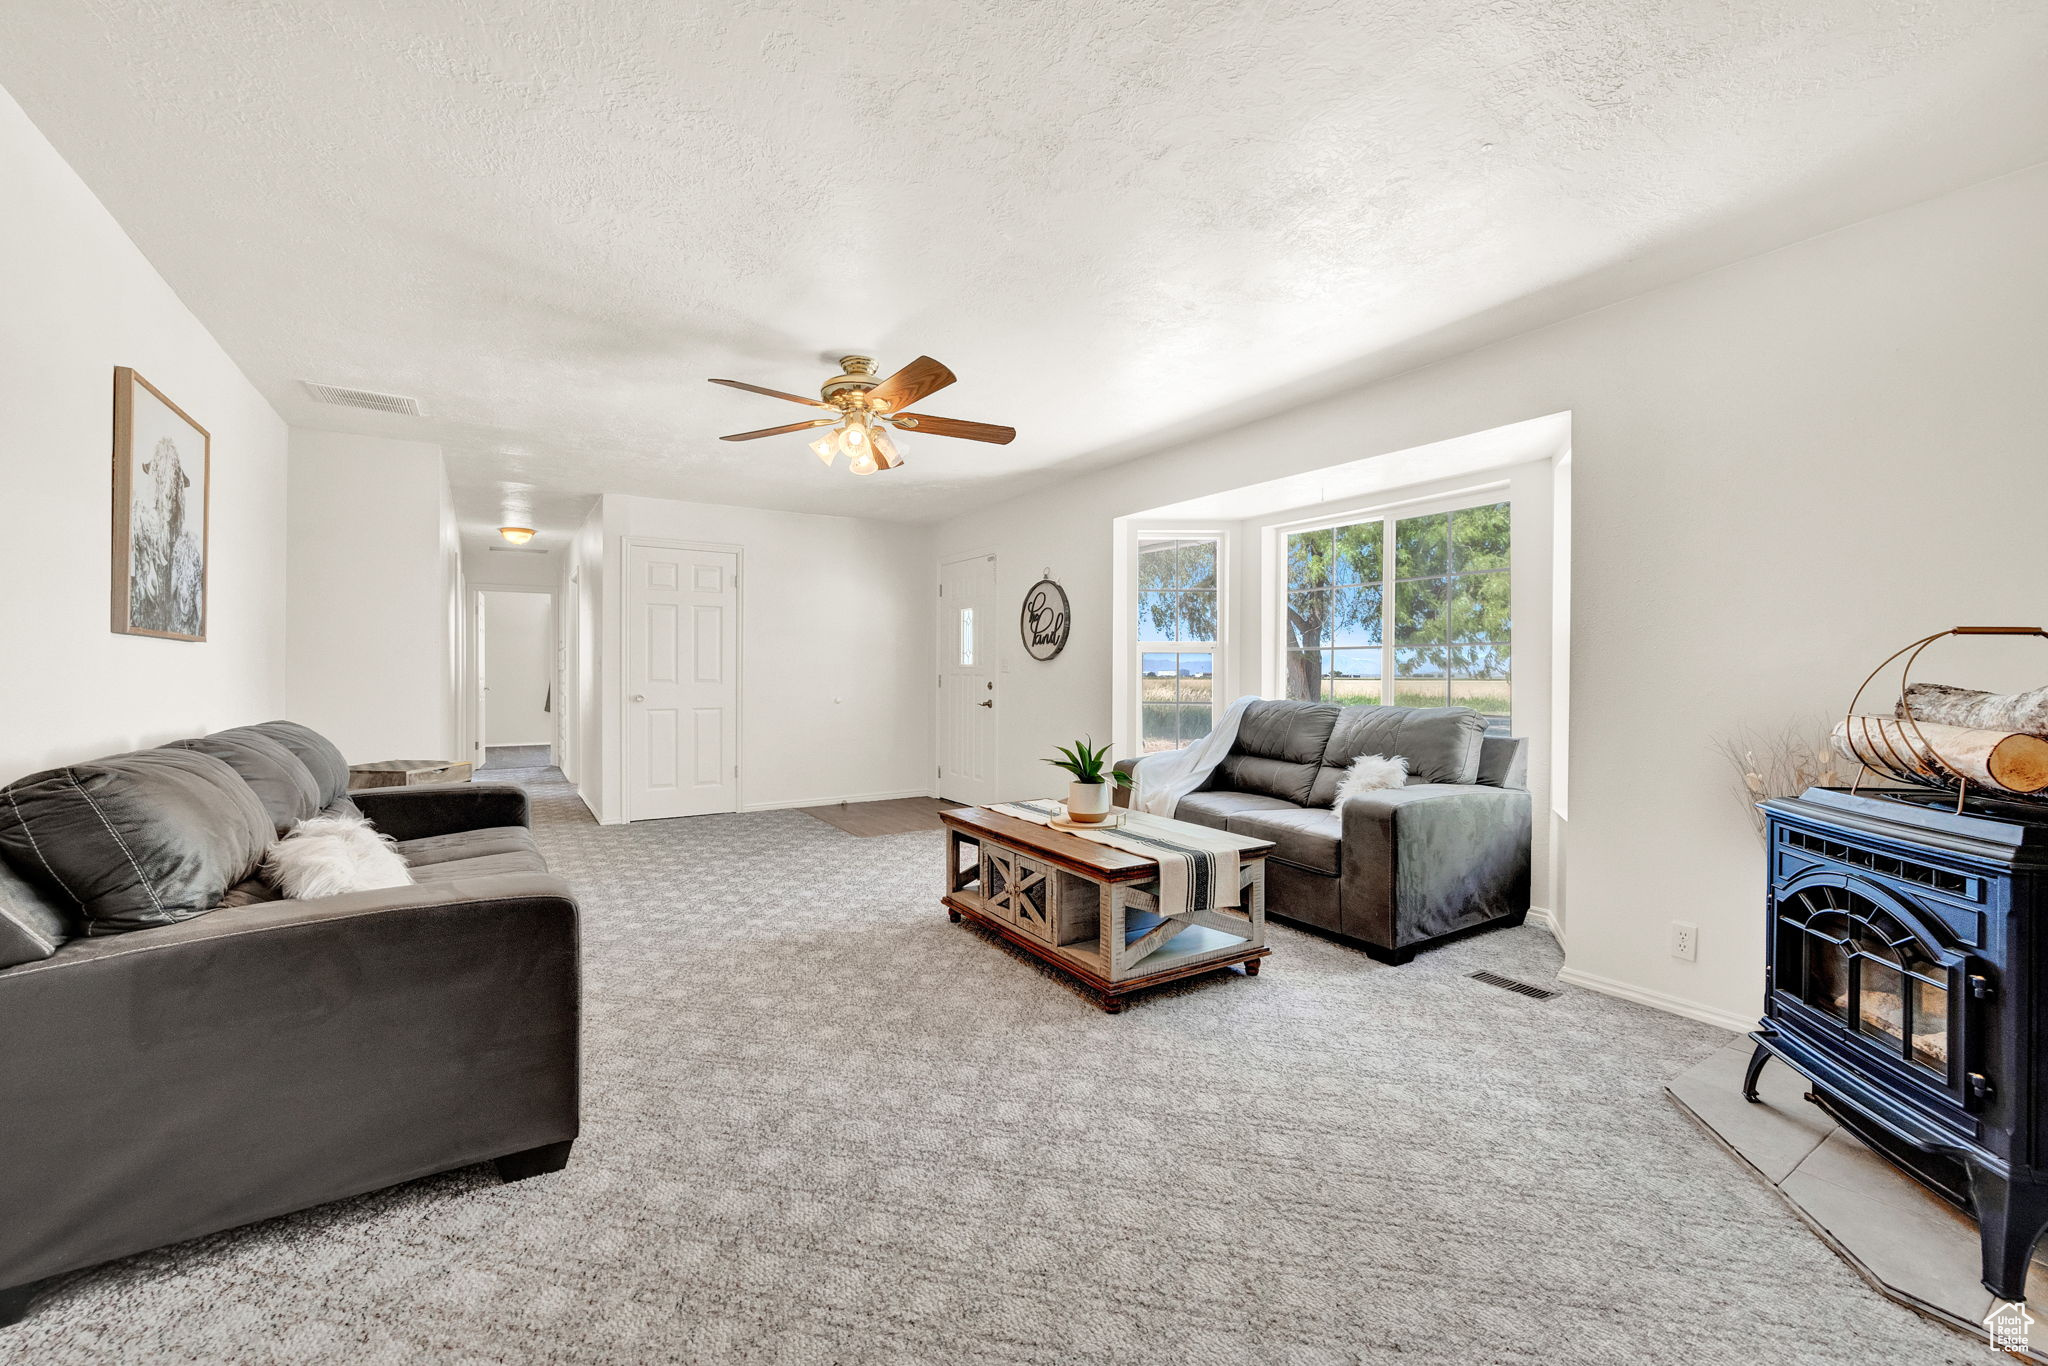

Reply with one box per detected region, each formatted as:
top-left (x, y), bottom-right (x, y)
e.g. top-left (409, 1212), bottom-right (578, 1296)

top-left (990, 801), bottom-right (1268, 919)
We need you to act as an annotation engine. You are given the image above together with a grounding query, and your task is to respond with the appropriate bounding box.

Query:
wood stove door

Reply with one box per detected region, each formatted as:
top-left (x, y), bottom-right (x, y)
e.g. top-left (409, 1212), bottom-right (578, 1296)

top-left (1772, 872), bottom-right (1976, 1114)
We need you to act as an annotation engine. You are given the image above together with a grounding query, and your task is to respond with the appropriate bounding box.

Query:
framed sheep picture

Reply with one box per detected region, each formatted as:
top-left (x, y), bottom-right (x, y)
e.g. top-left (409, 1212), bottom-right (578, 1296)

top-left (110, 367), bottom-right (210, 641)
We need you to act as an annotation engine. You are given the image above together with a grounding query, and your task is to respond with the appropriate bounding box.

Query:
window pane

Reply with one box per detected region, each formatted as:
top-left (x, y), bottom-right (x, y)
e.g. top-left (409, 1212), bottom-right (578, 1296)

top-left (1449, 572), bottom-right (1511, 642)
top-left (1328, 650), bottom-right (1383, 707)
top-left (1176, 540), bottom-right (1217, 590)
top-left (1140, 653), bottom-right (1177, 702)
top-left (1285, 650), bottom-right (1324, 701)
top-left (1138, 540), bottom-right (1178, 592)
top-left (1177, 589), bottom-right (1218, 642)
top-left (1286, 590), bottom-right (1331, 648)
top-left (1394, 647), bottom-right (1449, 709)
top-left (1450, 503), bottom-right (1511, 572)
top-left (1395, 646), bottom-right (1448, 678)
top-left (1450, 643), bottom-right (1510, 680)
top-left (1142, 702), bottom-right (1180, 753)
top-left (1394, 512), bottom-right (1449, 579)
top-left (960, 608), bottom-right (974, 666)
top-left (1393, 577), bottom-right (1446, 646)
top-left (1330, 521), bottom-right (1383, 586)
top-left (1449, 679), bottom-right (1510, 721)
top-left (1178, 704), bottom-right (1214, 745)
top-left (1177, 653), bottom-right (1214, 703)
top-left (1137, 591), bottom-right (1176, 640)
top-left (1287, 528), bottom-right (1333, 590)
top-left (1331, 585), bottom-right (1383, 647)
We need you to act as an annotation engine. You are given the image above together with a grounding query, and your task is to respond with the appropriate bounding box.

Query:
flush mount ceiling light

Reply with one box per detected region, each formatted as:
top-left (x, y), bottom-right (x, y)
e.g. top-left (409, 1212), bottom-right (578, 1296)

top-left (498, 526), bottom-right (536, 545)
top-left (708, 355), bottom-right (1016, 476)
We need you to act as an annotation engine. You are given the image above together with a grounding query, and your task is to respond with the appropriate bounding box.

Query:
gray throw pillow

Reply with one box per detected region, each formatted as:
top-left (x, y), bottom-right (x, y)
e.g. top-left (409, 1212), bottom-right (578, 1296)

top-left (0, 748), bottom-right (273, 935)
top-left (165, 731), bottom-right (321, 836)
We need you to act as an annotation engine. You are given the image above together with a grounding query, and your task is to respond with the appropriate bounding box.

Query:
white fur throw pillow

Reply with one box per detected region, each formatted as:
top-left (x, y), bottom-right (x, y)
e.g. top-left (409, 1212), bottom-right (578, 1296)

top-left (1336, 753), bottom-right (1409, 803)
top-left (263, 811), bottom-right (413, 900)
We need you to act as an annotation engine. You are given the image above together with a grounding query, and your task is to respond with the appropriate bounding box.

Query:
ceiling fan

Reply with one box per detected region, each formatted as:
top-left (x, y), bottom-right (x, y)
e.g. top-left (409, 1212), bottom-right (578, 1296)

top-left (709, 355), bottom-right (1015, 476)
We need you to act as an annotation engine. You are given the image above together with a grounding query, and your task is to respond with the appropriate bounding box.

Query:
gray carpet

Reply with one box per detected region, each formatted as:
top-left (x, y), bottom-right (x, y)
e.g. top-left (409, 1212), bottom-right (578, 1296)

top-left (2, 761), bottom-right (1980, 1363)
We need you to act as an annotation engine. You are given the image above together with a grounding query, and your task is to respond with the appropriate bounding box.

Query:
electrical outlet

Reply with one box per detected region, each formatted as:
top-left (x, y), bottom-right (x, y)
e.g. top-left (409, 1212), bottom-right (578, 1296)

top-left (1671, 921), bottom-right (1698, 962)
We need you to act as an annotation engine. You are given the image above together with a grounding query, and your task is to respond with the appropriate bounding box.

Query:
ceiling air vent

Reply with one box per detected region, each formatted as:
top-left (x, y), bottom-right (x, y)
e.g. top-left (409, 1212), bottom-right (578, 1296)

top-left (300, 382), bottom-right (424, 416)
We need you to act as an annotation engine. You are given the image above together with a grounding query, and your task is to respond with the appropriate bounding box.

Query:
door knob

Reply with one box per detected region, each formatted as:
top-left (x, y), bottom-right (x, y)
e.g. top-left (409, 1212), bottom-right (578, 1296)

top-left (632, 693), bottom-right (646, 702)
top-left (978, 699), bottom-right (993, 708)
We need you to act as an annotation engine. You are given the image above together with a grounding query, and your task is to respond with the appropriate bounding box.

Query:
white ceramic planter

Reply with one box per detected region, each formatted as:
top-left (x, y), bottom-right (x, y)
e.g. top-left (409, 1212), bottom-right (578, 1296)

top-left (1067, 780), bottom-right (1113, 823)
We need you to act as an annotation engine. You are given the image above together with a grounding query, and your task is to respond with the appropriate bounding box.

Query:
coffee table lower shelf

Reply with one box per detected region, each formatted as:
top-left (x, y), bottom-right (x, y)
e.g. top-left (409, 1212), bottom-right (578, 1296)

top-left (943, 892), bottom-right (1269, 1013)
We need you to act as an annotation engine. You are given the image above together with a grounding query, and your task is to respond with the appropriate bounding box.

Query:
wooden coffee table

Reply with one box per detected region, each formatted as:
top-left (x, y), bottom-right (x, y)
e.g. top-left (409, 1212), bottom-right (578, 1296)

top-left (939, 805), bottom-right (1273, 1013)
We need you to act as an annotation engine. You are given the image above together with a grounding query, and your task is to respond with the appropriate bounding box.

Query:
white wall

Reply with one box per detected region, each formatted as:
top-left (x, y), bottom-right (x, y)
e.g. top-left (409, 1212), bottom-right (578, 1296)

top-left (462, 543), bottom-right (561, 588)
top-left (285, 430), bottom-right (461, 764)
top-left (483, 590), bottom-right (554, 747)
top-left (936, 161), bottom-right (2048, 1031)
top-left (573, 494), bottom-right (934, 823)
top-left (0, 85), bottom-right (288, 782)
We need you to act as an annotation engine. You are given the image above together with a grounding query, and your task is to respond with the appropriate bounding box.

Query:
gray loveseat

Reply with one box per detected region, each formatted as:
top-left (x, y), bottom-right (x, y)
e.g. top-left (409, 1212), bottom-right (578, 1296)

top-left (0, 721), bottom-right (580, 1327)
top-left (1119, 700), bottom-right (1531, 963)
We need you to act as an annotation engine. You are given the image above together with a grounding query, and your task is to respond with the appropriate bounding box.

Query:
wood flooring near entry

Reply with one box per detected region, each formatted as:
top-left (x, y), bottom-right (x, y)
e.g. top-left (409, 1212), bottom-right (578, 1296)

top-left (800, 796), bottom-right (959, 837)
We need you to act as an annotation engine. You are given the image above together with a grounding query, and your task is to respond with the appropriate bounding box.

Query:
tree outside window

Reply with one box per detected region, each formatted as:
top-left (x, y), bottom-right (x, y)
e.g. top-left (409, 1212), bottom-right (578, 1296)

top-left (1283, 502), bottom-right (1510, 732)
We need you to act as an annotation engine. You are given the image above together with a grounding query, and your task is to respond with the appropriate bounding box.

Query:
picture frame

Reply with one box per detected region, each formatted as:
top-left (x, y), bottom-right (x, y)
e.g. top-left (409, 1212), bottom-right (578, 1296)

top-left (110, 367), bottom-right (210, 641)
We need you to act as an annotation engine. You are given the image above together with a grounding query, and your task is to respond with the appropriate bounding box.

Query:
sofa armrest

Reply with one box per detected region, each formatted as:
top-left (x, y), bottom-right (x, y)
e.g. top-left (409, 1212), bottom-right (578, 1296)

top-left (1339, 783), bottom-right (1532, 950)
top-left (351, 781), bottom-right (530, 840)
top-left (1112, 757), bottom-right (1141, 809)
top-left (0, 871), bottom-right (579, 1288)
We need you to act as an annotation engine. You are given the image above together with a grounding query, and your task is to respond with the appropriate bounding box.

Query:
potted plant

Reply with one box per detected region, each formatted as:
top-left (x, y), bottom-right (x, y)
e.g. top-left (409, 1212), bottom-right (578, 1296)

top-left (1047, 738), bottom-right (1133, 824)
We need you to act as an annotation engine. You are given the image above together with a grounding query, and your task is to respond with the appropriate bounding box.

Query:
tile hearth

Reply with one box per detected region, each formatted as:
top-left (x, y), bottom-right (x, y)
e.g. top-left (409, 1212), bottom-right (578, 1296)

top-left (1670, 1037), bottom-right (2048, 1361)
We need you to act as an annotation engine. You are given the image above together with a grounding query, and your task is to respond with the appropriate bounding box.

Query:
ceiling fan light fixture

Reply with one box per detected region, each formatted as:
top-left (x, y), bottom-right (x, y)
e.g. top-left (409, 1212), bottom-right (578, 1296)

top-left (709, 353), bottom-right (1013, 474)
top-left (498, 526), bottom-right (536, 545)
top-left (869, 426), bottom-right (902, 469)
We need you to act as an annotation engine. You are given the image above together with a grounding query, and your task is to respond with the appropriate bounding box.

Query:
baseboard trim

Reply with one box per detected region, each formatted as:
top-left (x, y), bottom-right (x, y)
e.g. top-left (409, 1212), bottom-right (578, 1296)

top-left (1527, 905), bottom-right (1560, 945)
top-left (1555, 965), bottom-right (1753, 1034)
top-left (741, 787), bottom-right (931, 814)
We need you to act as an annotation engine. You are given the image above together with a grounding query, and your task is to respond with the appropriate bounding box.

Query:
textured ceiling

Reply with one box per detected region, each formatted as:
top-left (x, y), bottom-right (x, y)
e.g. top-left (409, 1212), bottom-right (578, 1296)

top-left (6, 2), bottom-right (2046, 532)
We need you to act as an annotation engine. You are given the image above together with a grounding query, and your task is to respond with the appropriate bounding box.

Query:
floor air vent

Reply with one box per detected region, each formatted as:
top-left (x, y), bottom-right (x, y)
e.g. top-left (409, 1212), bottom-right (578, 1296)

top-left (1470, 970), bottom-right (1560, 1000)
top-left (301, 381), bottom-right (424, 416)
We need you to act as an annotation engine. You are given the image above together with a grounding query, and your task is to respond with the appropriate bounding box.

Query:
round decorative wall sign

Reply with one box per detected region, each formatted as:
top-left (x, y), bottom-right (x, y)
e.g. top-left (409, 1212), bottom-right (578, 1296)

top-left (1020, 574), bottom-right (1070, 661)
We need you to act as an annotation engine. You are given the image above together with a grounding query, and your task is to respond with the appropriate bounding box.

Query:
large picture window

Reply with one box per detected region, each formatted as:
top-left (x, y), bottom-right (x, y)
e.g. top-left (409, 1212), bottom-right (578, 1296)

top-left (1137, 535), bottom-right (1219, 752)
top-left (1283, 501), bottom-right (1510, 732)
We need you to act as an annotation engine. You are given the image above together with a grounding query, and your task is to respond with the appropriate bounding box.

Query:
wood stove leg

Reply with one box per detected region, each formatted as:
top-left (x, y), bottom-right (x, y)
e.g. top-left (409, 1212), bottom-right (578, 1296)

top-left (1742, 1042), bottom-right (1771, 1103)
top-left (1969, 1162), bottom-right (2048, 1302)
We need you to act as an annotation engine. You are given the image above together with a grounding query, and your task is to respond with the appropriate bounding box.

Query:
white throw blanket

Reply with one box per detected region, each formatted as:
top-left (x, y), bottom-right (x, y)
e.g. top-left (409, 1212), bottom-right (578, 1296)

top-left (1128, 695), bottom-right (1259, 817)
top-left (990, 801), bottom-right (1266, 916)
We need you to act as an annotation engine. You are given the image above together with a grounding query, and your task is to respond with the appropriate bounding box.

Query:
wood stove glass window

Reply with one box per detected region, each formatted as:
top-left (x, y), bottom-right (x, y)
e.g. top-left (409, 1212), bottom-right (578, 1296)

top-left (1780, 886), bottom-right (1950, 1075)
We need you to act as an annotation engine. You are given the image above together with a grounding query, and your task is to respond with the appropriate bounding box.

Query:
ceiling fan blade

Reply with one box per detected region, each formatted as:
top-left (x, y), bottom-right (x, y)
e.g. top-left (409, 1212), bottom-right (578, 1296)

top-left (719, 417), bottom-right (842, 441)
top-left (892, 413), bottom-right (1016, 444)
top-left (865, 356), bottom-right (955, 414)
top-left (708, 377), bottom-right (833, 409)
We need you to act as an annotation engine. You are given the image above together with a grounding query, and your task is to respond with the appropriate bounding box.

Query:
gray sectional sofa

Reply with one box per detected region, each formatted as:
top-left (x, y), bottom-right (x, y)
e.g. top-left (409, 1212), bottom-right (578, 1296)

top-left (0, 720), bottom-right (580, 1327)
top-left (1120, 700), bottom-right (1532, 963)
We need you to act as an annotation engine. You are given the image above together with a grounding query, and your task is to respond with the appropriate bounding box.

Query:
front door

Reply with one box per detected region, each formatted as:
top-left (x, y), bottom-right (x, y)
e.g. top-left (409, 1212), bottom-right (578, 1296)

top-left (626, 541), bottom-right (739, 821)
top-left (938, 553), bottom-right (998, 805)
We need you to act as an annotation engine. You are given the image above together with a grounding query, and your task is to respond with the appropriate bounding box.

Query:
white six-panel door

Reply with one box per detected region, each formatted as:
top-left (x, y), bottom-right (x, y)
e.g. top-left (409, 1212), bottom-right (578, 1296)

top-left (938, 553), bottom-right (998, 806)
top-left (626, 542), bottom-right (739, 821)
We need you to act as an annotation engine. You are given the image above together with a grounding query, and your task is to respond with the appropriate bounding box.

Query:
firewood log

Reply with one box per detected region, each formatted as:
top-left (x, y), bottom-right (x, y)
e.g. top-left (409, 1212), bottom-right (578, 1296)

top-left (1832, 716), bottom-right (2048, 794)
top-left (1898, 682), bottom-right (2048, 736)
